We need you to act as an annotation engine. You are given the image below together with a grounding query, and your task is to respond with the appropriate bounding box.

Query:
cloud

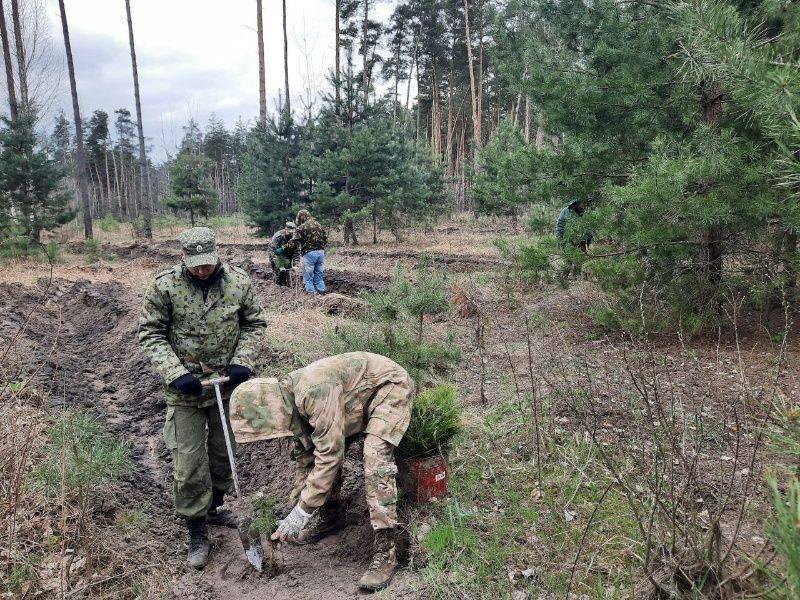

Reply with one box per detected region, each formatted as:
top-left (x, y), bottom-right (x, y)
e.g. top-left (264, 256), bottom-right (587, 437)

top-left (40, 0), bottom-right (343, 162)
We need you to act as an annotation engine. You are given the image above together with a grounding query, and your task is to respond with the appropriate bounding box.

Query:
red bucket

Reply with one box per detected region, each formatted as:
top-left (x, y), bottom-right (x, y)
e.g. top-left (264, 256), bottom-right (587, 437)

top-left (398, 454), bottom-right (448, 504)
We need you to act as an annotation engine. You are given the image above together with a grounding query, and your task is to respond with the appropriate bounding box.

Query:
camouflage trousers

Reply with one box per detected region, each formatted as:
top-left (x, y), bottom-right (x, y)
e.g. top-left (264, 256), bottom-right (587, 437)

top-left (291, 433), bottom-right (399, 530)
top-left (162, 401), bottom-right (236, 520)
top-left (363, 433), bottom-right (399, 530)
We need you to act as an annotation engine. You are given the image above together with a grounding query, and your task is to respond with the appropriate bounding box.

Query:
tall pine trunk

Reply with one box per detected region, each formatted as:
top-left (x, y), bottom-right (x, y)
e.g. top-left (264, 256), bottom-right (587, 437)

top-left (699, 82), bottom-right (723, 290)
top-left (362, 0), bottom-right (369, 107)
top-left (335, 0), bottom-right (341, 111)
top-left (282, 0), bottom-right (290, 117)
top-left (0, 0), bottom-right (17, 119)
top-left (477, 0), bottom-right (484, 150)
top-left (256, 0), bottom-right (266, 124)
top-left (392, 40), bottom-right (399, 122)
top-left (125, 0), bottom-right (152, 239)
top-left (463, 0), bottom-right (481, 163)
top-left (58, 0), bottom-right (92, 239)
top-left (9, 0), bottom-right (27, 110)
top-left (405, 27), bottom-right (418, 120)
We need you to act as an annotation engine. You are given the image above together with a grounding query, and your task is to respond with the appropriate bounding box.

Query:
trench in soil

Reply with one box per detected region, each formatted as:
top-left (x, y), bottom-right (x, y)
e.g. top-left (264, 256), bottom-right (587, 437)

top-left (1, 245), bottom-right (434, 598)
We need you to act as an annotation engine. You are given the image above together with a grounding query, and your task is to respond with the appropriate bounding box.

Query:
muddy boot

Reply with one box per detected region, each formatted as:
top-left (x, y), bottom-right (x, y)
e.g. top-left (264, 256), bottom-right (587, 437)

top-left (293, 501), bottom-right (346, 545)
top-left (186, 517), bottom-right (210, 570)
top-left (207, 489), bottom-right (238, 528)
top-left (358, 528), bottom-right (398, 591)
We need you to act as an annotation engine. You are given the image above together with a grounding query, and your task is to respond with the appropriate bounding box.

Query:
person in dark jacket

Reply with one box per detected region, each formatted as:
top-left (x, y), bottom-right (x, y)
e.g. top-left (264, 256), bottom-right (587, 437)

top-left (285, 209), bottom-right (327, 294)
top-left (555, 199), bottom-right (592, 279)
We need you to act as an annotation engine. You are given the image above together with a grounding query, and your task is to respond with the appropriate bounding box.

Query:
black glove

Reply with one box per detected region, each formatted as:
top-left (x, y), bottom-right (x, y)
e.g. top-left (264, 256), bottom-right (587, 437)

top-left (227, 364), bottom-right (251, 387)
top-left (170, 373), bottom-right (203, 397)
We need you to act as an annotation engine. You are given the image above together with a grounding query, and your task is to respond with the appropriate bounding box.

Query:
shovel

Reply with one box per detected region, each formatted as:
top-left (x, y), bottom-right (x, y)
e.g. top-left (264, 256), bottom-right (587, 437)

top-left (201, 375), bottom-right (266, 572)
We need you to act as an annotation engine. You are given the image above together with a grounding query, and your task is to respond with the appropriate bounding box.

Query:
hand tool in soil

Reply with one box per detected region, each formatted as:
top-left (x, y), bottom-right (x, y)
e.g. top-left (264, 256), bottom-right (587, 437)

top-left (201, 376), bottom-right (266, 572)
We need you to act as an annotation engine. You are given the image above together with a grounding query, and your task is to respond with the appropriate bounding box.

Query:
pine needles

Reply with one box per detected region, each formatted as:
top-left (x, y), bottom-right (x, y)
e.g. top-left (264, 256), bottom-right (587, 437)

top-left (398, 384), bottom-right (462, 459)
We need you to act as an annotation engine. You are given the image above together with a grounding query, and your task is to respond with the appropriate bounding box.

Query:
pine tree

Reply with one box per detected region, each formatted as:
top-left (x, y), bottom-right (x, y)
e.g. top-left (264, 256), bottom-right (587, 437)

top-left (0, 112), bottom-right (74, 242)
top-left (307, 113), bottom-right (444, 243)
top-left (164, 151), bottom-right (218, 226)
top-left (239, 111), bottom-right (305, 236)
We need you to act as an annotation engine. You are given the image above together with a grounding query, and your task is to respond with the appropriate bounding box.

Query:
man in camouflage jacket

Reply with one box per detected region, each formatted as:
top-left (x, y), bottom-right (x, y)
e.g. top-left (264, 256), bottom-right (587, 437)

top-left (230, 351), bottom-right (414, 591)
top-left (138, 227), bottom-right (267, 569)
top-left (270, 221), bottom-right (299, 286)
top-left (284, 208), bottom-right (327, 294)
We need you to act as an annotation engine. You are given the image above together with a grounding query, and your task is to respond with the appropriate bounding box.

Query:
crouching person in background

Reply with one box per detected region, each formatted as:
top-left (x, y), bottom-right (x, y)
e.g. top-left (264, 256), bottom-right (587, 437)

top-left (229, 351), bottom-right (414, 591)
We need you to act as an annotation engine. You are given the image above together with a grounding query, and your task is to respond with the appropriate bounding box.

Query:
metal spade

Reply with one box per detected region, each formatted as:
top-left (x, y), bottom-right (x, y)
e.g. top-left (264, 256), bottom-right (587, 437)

top-left (201, 376), bottom-right (265, 571)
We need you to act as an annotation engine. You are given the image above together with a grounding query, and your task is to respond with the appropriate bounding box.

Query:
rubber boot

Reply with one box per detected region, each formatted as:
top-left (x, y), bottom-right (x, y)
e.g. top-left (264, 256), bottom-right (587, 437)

top-left (186, 517), bottom-right (210, 570)
top-left (207, 488), bottom-right (238, 528)
top-left (358, 528), bottom-right (398, 591)
top-left (292, 501), bottom-right (346, 545)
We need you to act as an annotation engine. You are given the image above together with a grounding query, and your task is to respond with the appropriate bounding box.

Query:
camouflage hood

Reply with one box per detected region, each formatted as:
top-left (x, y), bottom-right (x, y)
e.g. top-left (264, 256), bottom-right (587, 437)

top-left (230, 377), bottom-right (297, 443)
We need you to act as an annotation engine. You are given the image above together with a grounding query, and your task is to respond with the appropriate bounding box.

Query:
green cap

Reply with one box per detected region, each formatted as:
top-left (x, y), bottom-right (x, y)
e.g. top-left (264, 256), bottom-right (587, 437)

top-left (179, 227), bottom-right (219, 268)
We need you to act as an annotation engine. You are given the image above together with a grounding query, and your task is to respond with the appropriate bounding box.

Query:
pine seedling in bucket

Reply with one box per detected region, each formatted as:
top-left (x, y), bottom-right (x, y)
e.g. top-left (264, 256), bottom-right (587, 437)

top-left (398, 384), bottom-right (462, 503)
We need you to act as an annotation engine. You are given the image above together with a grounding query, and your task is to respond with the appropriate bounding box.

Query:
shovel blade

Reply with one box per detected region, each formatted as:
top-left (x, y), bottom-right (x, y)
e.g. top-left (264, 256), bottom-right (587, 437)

top-left (245, 544), bottom-right (264, 571)
top-left (238, 516), bottom-right (265, 571)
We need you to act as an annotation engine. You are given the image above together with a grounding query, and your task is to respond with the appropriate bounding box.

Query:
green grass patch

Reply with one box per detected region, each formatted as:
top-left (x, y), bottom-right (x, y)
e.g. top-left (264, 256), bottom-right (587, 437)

top-left (414, 396), bottom-right (642, 598)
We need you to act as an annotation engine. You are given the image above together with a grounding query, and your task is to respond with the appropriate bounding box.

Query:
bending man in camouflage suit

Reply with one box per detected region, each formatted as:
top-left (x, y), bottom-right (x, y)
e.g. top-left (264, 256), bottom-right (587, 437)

top-left (138, 227), bottom-right (267, 569)
top-left (284, 208), bottom-right (327, 294)
top-left (230, 351), bottom-right (414, 591)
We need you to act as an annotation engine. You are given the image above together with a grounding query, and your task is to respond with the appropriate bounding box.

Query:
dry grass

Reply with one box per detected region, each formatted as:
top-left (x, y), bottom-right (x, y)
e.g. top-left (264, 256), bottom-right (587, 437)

top-left (0, 255), bottom-right (160, 290)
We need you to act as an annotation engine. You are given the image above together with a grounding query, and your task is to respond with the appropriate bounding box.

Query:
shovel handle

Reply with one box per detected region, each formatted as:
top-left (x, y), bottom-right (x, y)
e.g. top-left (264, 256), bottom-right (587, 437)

top-left (201, 376), bottom-right (231, 387)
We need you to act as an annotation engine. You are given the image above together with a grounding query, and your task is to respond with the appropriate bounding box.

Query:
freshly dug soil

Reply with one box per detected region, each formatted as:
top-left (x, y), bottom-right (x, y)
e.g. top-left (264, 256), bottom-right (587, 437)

top-left (0, 274), bottom-right (413, 599)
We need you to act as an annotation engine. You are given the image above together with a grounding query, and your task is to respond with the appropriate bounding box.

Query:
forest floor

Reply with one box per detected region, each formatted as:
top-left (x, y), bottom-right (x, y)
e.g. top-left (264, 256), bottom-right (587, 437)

top-left (1, 216), bottom-right (797, 599)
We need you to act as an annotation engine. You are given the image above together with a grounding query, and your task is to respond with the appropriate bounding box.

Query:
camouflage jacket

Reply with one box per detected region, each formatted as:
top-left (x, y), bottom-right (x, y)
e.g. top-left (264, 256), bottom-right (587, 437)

top-left (138, 262), bottom-right (268, 407)
top-left (285, 217), bottom-right (327, 254)
top-left (283, 352), bottom-right (413, 509)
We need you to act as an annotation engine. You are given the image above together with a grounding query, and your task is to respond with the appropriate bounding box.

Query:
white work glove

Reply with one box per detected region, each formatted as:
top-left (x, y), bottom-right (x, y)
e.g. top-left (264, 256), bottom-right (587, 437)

top-left (272, 504), bottom-right (313, 541)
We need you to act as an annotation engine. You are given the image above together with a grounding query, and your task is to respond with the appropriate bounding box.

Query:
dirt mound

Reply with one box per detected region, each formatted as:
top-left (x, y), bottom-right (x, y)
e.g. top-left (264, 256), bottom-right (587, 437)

top-left (320, 292), bottom-right (368, 317)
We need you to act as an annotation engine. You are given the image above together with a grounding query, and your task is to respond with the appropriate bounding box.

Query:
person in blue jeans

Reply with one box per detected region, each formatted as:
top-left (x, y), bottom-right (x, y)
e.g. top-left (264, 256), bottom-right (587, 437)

top-left (303, 249), bottom-right (326, 294)
top-left (284, 209), bottom-right (328, 294)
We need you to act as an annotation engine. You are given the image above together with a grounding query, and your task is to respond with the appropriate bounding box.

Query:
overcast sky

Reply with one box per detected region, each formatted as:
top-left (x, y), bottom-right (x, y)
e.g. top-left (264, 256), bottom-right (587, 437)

top-left (35, 0), bottom-right (393, 161)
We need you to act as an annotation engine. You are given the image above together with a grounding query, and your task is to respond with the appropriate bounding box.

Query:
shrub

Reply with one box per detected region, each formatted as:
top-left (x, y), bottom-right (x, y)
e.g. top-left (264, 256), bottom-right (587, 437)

top-left (398, 384), bottom-right (462, 458)
top-left (95, 214), bottom-right (121, 232)
top-left (82, 237), bottom-right (114, 264)
top-left (326, 265), bottom-right (460, 383)
top-left (493, 235), bottom-right (557, 283)
top-left (325, 323), bottom-right (461, 384)
top-left (525, 206), bottom-right (554, 235)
